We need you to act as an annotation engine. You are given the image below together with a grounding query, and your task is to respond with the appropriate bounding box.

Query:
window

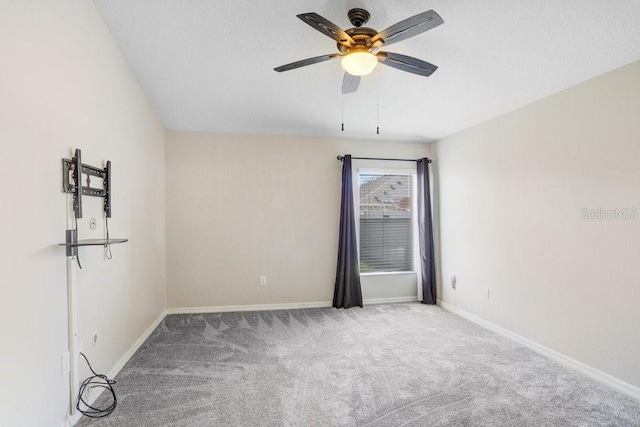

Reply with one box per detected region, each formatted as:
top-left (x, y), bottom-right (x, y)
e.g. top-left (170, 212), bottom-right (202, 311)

top-left (358, 172), bottom-right (414, 273)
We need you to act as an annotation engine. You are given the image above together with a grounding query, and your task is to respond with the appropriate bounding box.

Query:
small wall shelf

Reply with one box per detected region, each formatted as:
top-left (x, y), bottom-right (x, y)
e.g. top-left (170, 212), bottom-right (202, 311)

top-left (59, 230), bottom-right (128, 256)
top-left (60, 238), bottom-right (128, 247)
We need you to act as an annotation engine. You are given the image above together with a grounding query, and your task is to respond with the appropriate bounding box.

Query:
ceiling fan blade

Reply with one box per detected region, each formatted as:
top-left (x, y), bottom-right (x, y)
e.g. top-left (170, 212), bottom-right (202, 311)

top-left (297, 13), bottom-right (355, 47)
top-left (342, 72), bottom-right (361, 94)
top-left (274, 54), bottom-right (340, 72)
top-left (371, 10), bottom-right (443, 46)
top-left (377, 52), bottom-right (438, 77)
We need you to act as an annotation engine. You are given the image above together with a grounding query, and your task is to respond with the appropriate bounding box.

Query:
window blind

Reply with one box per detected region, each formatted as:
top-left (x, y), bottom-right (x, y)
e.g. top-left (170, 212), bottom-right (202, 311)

top-left (358, 174), bottom-right (413, 273)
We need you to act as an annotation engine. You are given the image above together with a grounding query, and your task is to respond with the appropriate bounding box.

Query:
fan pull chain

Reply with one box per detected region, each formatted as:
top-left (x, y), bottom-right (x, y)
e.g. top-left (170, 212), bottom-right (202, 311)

top-left (376, 70), bottom-right (380, 135)
top-left (341, 97), bottom-right (344, 132)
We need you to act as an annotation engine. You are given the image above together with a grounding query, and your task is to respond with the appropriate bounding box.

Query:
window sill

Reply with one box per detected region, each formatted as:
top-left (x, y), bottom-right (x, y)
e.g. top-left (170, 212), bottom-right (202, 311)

top-left (360, 271), bottom-right (417, 277)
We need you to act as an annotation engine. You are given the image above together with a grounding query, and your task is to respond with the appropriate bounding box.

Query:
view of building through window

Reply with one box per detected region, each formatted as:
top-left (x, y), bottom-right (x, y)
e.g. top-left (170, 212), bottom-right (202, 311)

top-left (358, 173), bottom-right (413, 273)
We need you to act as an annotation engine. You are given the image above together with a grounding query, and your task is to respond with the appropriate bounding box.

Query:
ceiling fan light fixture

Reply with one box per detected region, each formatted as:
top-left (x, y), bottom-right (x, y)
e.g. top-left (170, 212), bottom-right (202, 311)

top-left (342, 51), bottom-right (377, 76)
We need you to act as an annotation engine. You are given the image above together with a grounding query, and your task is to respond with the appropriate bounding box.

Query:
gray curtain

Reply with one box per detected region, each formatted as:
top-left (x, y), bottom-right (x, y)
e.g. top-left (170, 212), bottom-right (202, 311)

top-left (417, 158), bottom-right (436, 304)
top-left (333, 155), bottom-right (363, 309)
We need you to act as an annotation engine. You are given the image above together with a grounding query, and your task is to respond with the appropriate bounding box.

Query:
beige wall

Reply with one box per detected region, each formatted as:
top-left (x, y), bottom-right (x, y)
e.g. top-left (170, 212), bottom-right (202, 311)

top-left (434, 60), bottom-right (640, 388)
top-left (0, 2), bottom-right (166, 426)
top-left (166, 131), bottom-right (429, 308)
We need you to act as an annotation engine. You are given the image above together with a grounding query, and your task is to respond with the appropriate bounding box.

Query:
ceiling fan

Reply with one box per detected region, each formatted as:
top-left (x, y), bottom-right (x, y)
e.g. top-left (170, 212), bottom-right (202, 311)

top-left (274, 8), bottom-right (444, 94)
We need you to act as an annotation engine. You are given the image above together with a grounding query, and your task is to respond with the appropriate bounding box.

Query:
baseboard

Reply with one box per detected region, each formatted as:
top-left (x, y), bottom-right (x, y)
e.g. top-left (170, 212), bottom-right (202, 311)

top-left (167, 301), bottom-right (333, 314)
top-left (437, 299), bottom-right (640, 402)
top-left (68, 309), bottom-right (168, 426)
top-left (167, 297), bottom-right (418, 315)
top-left (364, 296), bottom-right (419, 305)
top-left (108, 310), bottom-right (167, 378)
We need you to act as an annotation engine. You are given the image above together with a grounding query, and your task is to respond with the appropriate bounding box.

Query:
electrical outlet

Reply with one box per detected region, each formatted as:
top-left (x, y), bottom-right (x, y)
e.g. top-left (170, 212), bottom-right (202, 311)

top-left (61, 352), bottom-right (70, 377)
top-left (259, 276), bottom-right (267, 286)
top-left (92, 331), bottom-right (99, 346)
top-left (485, 288), bottom-right (490, 299)
top-left (450, 275), bottom-right (457, 289)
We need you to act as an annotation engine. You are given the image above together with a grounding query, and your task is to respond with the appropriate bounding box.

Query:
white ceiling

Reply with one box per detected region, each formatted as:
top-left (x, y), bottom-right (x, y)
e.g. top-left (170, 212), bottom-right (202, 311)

top-left (94, 0), bottom-right (640, 142)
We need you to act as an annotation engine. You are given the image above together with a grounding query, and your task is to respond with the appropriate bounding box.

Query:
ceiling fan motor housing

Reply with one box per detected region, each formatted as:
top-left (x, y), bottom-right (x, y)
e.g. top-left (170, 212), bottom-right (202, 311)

top-left (348, 8), bottom-right (370, 27)
top-left (338, 27), bottom-right (378, 53)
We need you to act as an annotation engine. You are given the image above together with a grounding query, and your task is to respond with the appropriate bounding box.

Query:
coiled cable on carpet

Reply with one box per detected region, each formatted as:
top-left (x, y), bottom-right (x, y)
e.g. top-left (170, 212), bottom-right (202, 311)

top-left (76, 352), bottom-right (117, 418)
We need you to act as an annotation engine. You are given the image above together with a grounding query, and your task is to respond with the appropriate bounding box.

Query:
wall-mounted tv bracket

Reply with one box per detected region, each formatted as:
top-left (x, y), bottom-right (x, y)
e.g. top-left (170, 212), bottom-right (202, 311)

top-left (60, 149), bottom-right (126, 258)
top-left (62, 148), bottom-right (111, 219)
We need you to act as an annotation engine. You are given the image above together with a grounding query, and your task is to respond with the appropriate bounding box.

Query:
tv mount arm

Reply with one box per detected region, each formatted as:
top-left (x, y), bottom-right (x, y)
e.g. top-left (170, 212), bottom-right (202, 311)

top-left (62, 148), bottom-right (111, 219)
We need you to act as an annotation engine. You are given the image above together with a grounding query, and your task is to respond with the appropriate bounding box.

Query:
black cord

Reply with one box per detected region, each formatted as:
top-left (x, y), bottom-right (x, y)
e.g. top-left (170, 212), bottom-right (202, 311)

top-left (76, 352), bottom-right (117, 418)
top-left (105, 216), bottom-right (113, 260)
top-left (74, 214), bottom-right (82, 269)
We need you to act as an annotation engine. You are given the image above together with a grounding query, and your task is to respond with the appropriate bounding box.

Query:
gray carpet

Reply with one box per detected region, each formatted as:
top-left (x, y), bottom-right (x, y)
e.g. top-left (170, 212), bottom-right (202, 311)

top-left (77, 303), bottom-right (640, 426)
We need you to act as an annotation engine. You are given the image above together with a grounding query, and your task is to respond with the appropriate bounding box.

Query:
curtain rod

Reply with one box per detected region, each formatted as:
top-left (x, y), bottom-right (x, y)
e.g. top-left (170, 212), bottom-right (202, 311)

top-left (336, 155), bottom-right (432, 164)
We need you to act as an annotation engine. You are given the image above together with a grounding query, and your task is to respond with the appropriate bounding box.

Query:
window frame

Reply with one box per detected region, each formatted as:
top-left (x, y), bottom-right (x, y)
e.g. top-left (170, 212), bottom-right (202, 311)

top-left (354, 167), bottom-right (419, 276)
